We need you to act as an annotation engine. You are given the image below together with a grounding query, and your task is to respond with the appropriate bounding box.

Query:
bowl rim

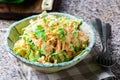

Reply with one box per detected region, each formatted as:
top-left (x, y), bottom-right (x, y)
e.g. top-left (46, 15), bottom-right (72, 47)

top-left (5, 12), bottom-right (96, 68)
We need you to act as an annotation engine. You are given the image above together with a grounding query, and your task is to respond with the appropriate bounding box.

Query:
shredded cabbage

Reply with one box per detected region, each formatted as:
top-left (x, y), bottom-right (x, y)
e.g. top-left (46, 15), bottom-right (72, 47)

top-left (13, 12), bottom-right (89, 64)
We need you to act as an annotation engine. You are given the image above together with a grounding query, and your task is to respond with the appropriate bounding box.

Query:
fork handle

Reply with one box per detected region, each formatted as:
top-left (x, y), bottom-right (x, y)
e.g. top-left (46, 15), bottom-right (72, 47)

top-left (102, 23), bottom-right (111, 53)
top-left (91, 18), bottom-right (104, 51)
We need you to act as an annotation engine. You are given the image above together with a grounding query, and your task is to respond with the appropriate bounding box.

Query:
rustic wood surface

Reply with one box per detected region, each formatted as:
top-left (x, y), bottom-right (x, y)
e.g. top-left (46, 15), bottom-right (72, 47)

top-left (0, 0), bottom-right (120, 80)
top-left (0, 0), bottom-right (57, 20)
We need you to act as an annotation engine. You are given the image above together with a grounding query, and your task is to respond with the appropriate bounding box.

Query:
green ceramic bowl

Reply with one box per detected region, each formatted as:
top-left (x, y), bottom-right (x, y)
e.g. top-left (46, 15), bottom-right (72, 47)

top-left (5, 12), bottom-right (95, 73)
top-left (0, 0), bottom-right (24, 4)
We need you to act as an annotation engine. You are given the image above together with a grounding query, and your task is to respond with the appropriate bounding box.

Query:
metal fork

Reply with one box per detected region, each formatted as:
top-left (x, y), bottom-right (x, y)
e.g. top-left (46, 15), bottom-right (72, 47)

top-left (91, 18), bottom-right (117, 67)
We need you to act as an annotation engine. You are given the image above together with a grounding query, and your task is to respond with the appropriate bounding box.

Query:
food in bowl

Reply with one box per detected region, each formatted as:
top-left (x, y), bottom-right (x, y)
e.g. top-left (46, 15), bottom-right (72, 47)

top-left (6, 12), bottom-right (95, 73)
top-left (13, 12), bottom-right (89, 64)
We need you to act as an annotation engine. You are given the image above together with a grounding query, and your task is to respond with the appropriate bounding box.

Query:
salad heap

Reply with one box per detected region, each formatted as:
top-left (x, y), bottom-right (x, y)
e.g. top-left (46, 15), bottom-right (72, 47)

top-left (13, 12), bottom-right (89, 64)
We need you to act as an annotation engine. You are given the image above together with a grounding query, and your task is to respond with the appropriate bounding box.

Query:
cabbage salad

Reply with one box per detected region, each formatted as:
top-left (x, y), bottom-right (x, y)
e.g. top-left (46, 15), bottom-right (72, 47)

top-left (13, 12), bottom-right (89, 64)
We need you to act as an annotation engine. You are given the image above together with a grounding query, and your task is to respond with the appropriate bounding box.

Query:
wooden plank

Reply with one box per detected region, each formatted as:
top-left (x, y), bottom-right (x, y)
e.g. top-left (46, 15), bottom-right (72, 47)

top-left (0, 0), bottom-right (57, 20)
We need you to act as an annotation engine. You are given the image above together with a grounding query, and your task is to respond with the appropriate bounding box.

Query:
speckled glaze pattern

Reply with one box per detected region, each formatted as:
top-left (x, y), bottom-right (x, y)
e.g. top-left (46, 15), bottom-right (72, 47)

top-left (0, 0), bottom-right (120, 79)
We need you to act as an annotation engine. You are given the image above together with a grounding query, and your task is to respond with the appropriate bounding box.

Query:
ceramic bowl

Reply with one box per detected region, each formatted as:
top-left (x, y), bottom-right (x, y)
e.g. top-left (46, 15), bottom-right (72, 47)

top-left (5, 12), bottom-right (95, 73)
top-left (0, 0), bottom-right (24, 4)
